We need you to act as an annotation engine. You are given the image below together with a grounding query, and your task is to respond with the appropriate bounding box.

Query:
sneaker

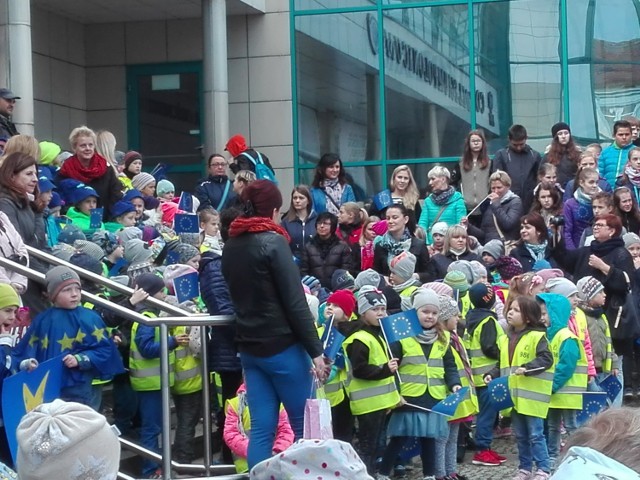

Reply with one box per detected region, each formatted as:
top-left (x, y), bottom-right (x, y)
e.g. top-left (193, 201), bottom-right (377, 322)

top-left (394, 464), bottom-right (407, 478)
top-left (375, 475), bottom-right (391, 480)
top-left (472, 450), bottom-right (501, 466)
top-left (624, 387), bottom-right (634, 398)
top-left (531, 469), bottom-right (550, 480)
top-left (147, 470), bottom-right (163, 479)
top-left (512, 469), bottom-right (532, 480)
top-left (489, 449), bottom-right (508, 463)
top-left (494, 426), bottom-right (513, 438)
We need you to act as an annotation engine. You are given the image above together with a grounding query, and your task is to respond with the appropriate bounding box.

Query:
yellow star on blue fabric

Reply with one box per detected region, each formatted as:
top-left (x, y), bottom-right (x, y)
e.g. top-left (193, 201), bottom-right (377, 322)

top-left (75, 329), bottom-right (87, 344)
top-left (57, 333), bottom-right (75, 351)
top-left (28, 335), bottom-right (39, 347)
top-left (92, 327), bottom-right (106, 342)
top-left (41, 335), bottom-right (49, 350)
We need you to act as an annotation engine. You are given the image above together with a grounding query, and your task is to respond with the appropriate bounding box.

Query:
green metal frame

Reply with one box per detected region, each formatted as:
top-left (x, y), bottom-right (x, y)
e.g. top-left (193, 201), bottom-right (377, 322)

top-left (290, 0), bottom-right (574, 188)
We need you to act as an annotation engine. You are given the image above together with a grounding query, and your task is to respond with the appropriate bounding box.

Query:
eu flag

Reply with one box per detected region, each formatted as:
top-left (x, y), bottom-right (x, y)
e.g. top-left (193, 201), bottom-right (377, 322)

top-left (380, 309), bottom-right (422, 344)
top-left (321, 326), bottom-right (346, 361)
top-left (373, 189), bottom-right (393, 211)
top-left (165, 250), bottom-right (181, 266)
top-left (398, 437), bottom-right (420, 461)
top-left (598, 374), bottom-right (622, 403)
top-left (90, 207), bottom-right (104, 229)
top-left (577, 392), bottom-right (608, 424)
top-left (432, 387), bottom-right (470, 417)
top-left (487, 377), bottom-right (514, 410)
top-left (174, 213), bottom-right (199, 233)
top-left (150, 163), bottom-right (171, 182)
top-left (178, 192), bottom-right (194, 213)
top-left (173, 271), bottom-right (200, 303)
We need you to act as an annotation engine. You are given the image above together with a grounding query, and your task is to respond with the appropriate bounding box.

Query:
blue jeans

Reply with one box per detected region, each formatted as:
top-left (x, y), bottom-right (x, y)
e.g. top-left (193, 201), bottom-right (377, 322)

top-left (435, 422), bottom-right (459, 477)
top-left (546, 408), bottom-right (577, 464)
top-left (475, 386), bottom-right (497, 450)
top-left (511, 410), bottom-right (550, 473)
top-left (138, 391), bottom-right (162, 477)
top-left (240, 343), bottom-right (313, 469)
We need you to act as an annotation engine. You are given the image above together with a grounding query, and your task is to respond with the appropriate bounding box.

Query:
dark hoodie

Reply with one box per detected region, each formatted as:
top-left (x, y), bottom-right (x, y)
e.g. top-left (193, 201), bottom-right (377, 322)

top-left (465, 307), bottom-right (500, 360)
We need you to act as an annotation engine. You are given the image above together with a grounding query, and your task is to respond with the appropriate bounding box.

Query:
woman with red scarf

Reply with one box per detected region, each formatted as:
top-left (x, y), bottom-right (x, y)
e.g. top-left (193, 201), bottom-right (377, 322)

top-left (221, 180), bottom-right (328, 470)
top-left (56, 126), bottom-right (122, 217)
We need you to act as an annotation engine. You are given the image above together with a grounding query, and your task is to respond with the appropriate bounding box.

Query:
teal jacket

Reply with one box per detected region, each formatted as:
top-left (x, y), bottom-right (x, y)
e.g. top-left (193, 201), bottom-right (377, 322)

top-left (600, 142), bottom-right (634, 187)
top-left (418, 190), bottom-right (466, 243)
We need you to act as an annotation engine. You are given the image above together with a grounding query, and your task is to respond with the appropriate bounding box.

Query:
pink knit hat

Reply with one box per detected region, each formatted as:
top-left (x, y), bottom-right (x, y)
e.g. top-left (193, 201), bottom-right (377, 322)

top-left (421, 281), bottom-right (454, 298)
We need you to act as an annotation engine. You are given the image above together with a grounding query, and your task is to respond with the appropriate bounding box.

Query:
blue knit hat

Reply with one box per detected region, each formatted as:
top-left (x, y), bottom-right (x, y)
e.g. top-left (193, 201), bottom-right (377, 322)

top-left (110, 200), bottom-right (136, 219)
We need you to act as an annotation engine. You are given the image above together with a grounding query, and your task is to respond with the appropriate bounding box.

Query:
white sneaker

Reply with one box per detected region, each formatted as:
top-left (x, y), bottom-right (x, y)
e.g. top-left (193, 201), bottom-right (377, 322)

top-left (376, 475), bottom-right (391, 480)
top-left (512, 469), bottom-right (532, 480)
top-left (422, 476), bottom-right (436, 480)
top-left (531, 469), bottom-right (550, 480)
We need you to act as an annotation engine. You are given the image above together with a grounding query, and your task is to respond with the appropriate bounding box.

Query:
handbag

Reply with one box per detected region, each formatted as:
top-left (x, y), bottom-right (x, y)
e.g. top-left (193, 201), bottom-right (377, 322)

top-left (303, 380), bottom-right (333, 440)
top-left (492, 213), bottom-right (518, 254)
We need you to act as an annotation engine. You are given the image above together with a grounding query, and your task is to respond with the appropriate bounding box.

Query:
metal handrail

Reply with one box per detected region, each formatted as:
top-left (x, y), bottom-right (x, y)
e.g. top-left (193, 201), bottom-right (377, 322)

top-left (1, 250), bottom-right (239, 479)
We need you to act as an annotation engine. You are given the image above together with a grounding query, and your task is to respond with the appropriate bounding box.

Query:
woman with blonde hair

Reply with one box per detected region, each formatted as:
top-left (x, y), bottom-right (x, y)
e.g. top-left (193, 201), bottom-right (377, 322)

top-left (95, 130), bottom-right (121, 178)
top-left (0, 134), bottom-right (39, 165)
top-left (372, 165), bottom-right (422, 220)
top-left (426, 224), bottom-right (481, 280)
top-left (418, 165), bottom-right (466, 243)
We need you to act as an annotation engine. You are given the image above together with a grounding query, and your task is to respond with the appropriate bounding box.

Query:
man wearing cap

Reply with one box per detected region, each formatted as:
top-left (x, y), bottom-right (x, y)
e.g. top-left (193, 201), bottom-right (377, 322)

top-left (0, 88), bottom-right (20, 138)
top-left (225, 133), bottom-right (275, 177)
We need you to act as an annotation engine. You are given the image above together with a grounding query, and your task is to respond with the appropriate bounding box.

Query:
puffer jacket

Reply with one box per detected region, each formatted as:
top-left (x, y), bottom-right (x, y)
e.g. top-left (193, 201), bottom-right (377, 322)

top-left (281, 210), bottom-right (318, 261)
top-left (199, 251), bottom-right (241, 372)
top-left (600, 142), bottom-right (635, 187)
top-left (418, 190), bottom-right (467, 243)
top-left (300, 235), bottom-right (354, 289)
top-left (467, 191), bottom-right (523, 243)
top-left (426, 249), bottom-right (481, 280)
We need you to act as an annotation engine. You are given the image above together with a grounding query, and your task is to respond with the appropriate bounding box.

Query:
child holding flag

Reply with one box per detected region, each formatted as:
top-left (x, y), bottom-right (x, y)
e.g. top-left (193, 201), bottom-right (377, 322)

top-left (377, 288), bottom-right (462, 480)
top-left (484, 296), bottom-right (554, 480)
top-left (343, 286), bottom-right (400, 476)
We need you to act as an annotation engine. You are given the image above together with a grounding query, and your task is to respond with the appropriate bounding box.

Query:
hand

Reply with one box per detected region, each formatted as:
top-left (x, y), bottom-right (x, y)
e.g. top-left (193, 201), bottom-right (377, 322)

top-left (427, 245), bottom-right (436, 256)
top-left (396, 397), bottom-right (407, 407)
top-left (459, 216), bottom-right (468, 226)
top-left (387, 358), bottom-right (399, 373)
top-left (514, 367), bottom-right (526, 375)
top-left (588, 254), bottom-right (608, 272)
top-left (312, 355), bottom-right (330, 382)
top-left (130, 287), bottom-right (150, 306)
top-left (452, 385), bottom-right (462, 393)
top-left (112, 335), bottom-right (122, 345)
top-left (25, 359), bottom-right (38, 372)
top-left (63, 354), bottom-right (78, 368)
top-left (634, 257), bottom-right (640, 270)
top-left (174, 334), bottom-right (190, 346)
top-left (483, 375), bottom-right (492, 384)
top-left (488, 192), bottom-right (500, 203)
top-left (613, 368), bottom-right (619, 377)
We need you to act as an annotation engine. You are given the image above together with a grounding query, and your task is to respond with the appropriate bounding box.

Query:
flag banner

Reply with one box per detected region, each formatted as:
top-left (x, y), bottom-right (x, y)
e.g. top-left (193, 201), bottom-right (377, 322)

top-left (373, 190), bottom-right (393, 211)
top-left (380, 309), bottom-right (422, 344)
top-left (487, 377), bottom-right (514, 410)
top-left (174, 214), bottom-right (199, 233)
top-left (432, 387), bottom-right (470, 417)
top-left (173, 272), bottom-right (200, 303)
top-left (577, 392), bottom-right (609, 424)
top-left (598, 374), bottom-right (622, 403)
top-left (89, 208), bottom-right (104, 229)
top-left (321, 326), bottom-right (346, 361)
top-left (178, 192), bottom-right (194, 213)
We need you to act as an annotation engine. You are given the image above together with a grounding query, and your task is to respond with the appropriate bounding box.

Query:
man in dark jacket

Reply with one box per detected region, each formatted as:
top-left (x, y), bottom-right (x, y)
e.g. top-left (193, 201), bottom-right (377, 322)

top-left (0, 88), bottom-right (19, 138)
top-left (194, 153), bottom-right (237, 212)
top-left (225, 133), bottom-right (275, 176)
top-left (491, 124), bottom-right (541, 212)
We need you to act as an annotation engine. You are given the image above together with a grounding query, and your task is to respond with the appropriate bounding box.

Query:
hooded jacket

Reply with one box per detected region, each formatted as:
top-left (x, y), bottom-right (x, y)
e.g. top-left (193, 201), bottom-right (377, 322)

top-left (551, 446), bottom-right (640, 480)
top-left (537, 293), bottom-right (581, 393)
top-left (600, 142), bottom-right (635, 187)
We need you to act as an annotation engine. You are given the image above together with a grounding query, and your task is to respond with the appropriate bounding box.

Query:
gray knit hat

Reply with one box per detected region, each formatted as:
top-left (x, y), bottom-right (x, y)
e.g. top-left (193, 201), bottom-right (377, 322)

top-left (357, 285), bottom-right (387, 314)
top-left (469, 260), bottom-right (488, 282)
top-left (546, 277), bottom-right (579, 297)
top-left (117, 226), bottom-right (142, 243)
top-left (175, 243), bottom-right (200, 265)
top-left (124, 238), bottom-right (153, 265)
top-left (412, 287), bottom-right (440, 311)
top-left (73, 239), bottom-right (106, 261)
top-left (481, 239), bottom-right (505, 260)
top-left (576, 276), bottom-right (605, 302)
top-left (624, 232), bottom-right (640, 248)
top-left (45, 266), bottom-right (80, 301)
top-left (448, 260), bottom-right (476, 284)
top-left (354, 269), bottom-right (383, 290)
top-left (389, 251), bottom-right (417, 281)
top-left (438, 295), bottom-right (460, 323)
top-left (131, 172), bottom-right (155, 191)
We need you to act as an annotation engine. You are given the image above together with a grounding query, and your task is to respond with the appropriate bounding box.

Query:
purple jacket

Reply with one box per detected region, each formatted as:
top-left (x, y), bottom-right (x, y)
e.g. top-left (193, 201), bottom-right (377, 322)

top-left (563, 198), bottom-right (593, 249)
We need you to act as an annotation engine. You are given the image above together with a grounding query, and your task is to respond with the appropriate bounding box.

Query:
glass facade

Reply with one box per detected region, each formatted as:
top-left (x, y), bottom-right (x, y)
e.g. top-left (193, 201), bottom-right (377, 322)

top-left (291, 0), bottom-right (640, 193)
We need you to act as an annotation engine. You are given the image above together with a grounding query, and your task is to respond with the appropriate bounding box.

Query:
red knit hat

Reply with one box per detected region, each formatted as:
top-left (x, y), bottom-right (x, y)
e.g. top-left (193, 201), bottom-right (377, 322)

top-left (326, 289), bottom-right (356, 319)
top-left (242, 180), bottom-right (282, 217)
top-left (225, 134), bottom-right (247, 157)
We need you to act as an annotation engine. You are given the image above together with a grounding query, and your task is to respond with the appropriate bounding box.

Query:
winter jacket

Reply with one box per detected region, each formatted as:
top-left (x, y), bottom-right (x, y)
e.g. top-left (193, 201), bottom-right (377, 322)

top-left (563, 177), bottom-right (611, 202)
top-left (66, 206), bottom-right (104, 236)
top-left (492, 145), bottom-right (542, 212)
top-left (600, 142), bottom-right (635, 187)
top-left (221, 228), bottom-right (323, 359)
top-left (194, 175), bottom-right (237, 212)
top-left (467, 191), bottom-right (523, 243)
top-left (300, 235), bottom-right (354, 289)
top-left (563, 197), bottom-right (593, 250)
top-left (372, 237), bottom-right (431, 282)
top-left (426, 250), bottom-right (481, 280)
top-left (0, 191), bottom-right (46, 270)
top-left (310, 185), bottom-right (355, 214)
top-left (0, 114), bottom-right (18, 138)
top-left (568, 313), bottom-right (596, 376)
top-left (0, 210), bottom-right (28, 292)
top-left (543, 151), bottom-right (580, 189)
top-left (509, 242), bottom-right (557, 273)
top-left (199, 251), bottom-right (241, 372)
top-left (451, 160), bottom-right (492, 211)
top-left (418, 191), bottom-right (467, 243)
top-left (281, 210), bottom-right (318, 261)
top-left (551, 446), bottom-right (640, 480)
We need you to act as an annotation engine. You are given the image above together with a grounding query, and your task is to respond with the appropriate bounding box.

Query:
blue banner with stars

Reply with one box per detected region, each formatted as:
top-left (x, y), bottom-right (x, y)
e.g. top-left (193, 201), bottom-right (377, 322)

top-left (432, 387), bottom-right (470, 417)
top-left (380, 309), bottom-right (422, 344)
top-left (173, 271), bottom-right (200, 304)
top-left (487, 377), bottom-right (514, 410)
top-left (577, 392), bottom-right (609, 424)
top-left (174, 213), bottom-right (199, 233)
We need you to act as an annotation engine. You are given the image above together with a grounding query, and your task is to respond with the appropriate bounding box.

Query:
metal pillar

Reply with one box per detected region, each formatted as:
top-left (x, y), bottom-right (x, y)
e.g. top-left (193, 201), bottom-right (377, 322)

top-left (202, 0), bottom-right (229, 157)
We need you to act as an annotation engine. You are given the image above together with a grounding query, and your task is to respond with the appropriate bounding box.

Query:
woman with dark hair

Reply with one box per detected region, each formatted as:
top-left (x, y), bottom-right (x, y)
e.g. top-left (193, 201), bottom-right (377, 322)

top-left (221, 180), bottom-right (327, 469)
top-left (510, 213), bottom-right (557, 272)
top-left (530, 182), bottom-right (563, 227)
top-left (426, 224), bottom-right (481, 280)
top-left (613, 186), bottom-right (640, 234)
top-left (300, 212), bottom-right (353, 288)
top-left (280, 185), bottom-right (317, 262)
top-left (452, 129), bottom-right (492, 220)
top-left (373, 204), bottom-right (430, 281)
top-left (310, 153), bottom-right (355, 215)
top-left (543, 122), bottom-right (582, 188)
top-left (0, 152), bottom-right (48, 312)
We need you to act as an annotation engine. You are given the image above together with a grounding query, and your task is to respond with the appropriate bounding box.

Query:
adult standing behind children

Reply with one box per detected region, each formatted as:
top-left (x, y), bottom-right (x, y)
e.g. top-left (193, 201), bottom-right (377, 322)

top-left (600, 120), bottom-right (634, 187)
top-left (418, 166), bottom-right (466, 243)
top-left (195, 153), bottom-right (237, 212)
top-left (492, 124), bottom-right (542, 212)
top-left (221, 180), bottom-right (327, 469)
top-left (543, 122), bottom-right (582, 189)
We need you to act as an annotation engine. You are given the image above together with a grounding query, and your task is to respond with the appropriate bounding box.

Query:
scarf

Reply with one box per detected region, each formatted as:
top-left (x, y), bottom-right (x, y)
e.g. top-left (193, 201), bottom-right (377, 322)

top-left (228, 216), bottom-right (291, 241)
top-left (450, 331), bottom-right (473, 380)
top-left (361, 240), bottom-right (375, 270)
top-left (392, 277), bottom-right (420, 294)
top-left (430, 186), bottom-right (456, 206)
top-left (59, 153), bottom-right (109, 184)
top-left (625, 165), bottom-right (640, 187)
top-left (574, 187), bottom-right (593, 205)
top-left (378, 228), bottom-right (412, 261)
top-left (590, 236), bottom-right (625, 258)
top-left (416, 327), bottom-right (439, 345)
top-left (524, 240), bottom-right (548, 261)
top-left (322, 179), bottom-right (343, 215)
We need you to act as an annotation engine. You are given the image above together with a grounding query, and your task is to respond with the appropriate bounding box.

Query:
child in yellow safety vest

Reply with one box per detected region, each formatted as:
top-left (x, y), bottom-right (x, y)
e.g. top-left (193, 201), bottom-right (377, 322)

top-left (343, 286), bottom-right (400, 476)
top-left (388, 251), bottom-right (420, 311)
top-left (537, 293), bottom-right (588, 468)
top-left (484, 296), bottom-right (554, 480)
top-left (319, 289), bottom-right (358, 443)
top-left (377, 288), bottom-right (462, 480)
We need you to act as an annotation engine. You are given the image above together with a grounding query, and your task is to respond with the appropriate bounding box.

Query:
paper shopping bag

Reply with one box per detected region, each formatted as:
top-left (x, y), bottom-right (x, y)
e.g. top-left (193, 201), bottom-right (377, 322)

top-left (303, 398), bottom-right (333, 440)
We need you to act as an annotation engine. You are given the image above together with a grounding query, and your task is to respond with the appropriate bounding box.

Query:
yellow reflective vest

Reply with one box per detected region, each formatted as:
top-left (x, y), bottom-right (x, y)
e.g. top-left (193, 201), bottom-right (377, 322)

top-left (498, 330), bottom-right (553, 419)
top-left (317, 325), bottom-right (346, 407)
top-left (576, 308), bottom-right (612, 373)
top-left (171, 326), bottom-right (203, 395)
top-left (343, 329), bottom-right (400, 415)
top-left (549, 328), bottom-right (588, 410)
top-left (446, 331), bottom-right (479, 420)
top-left (398, 336), bottom-right (448, 399)
top-left (464, 314), bottom-right (505, 386)
top-left (130, 314), bottom-right (176, 392)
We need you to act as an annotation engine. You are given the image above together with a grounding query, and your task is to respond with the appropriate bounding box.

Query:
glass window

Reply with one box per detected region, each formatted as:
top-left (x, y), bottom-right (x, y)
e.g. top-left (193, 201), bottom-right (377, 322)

top-left (294, 0), bottom-right (375, 12)
top-left (299, 165), bottom-right (382, 202)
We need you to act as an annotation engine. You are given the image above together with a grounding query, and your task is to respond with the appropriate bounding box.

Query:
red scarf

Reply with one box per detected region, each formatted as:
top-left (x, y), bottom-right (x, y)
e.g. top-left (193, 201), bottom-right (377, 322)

top-left (229, 216), bottom-right (291, 241)
top-left (59, 153), bottom-right (109, 184)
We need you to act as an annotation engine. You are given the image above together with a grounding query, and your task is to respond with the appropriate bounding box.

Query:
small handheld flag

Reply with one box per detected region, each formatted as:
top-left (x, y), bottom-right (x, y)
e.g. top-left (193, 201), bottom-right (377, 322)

top-left (398, 437), bottom-right (420, 461)
top-left (373, 190), bottom-right (393, 211)
top-left (598, 375), bottom-right (622, 403)
top-left (432, 387), bottom-right (470, 417)
top-left (178, 192), bottom-right (194, 213)
top-left (380, 309), bottom-right (422, 344)
top-left (174, 213), bottom-right (199, 233)
top-left (90, 207), bottom-right (104, 229)
top-left (321, 326), bottom-right (346, 361)
top-left (577, 392), bottom-right (608, 424)
top-left (173, 272), bottom-right (200, 303)
top-left (487, 377), bottom-right (514, 410)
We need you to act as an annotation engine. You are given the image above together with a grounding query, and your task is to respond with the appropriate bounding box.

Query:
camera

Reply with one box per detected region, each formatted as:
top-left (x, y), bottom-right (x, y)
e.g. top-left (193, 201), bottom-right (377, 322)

top-left (549, 215), bottom-right (565, 227)
top-left (8, 254), bottom-right (27, 266)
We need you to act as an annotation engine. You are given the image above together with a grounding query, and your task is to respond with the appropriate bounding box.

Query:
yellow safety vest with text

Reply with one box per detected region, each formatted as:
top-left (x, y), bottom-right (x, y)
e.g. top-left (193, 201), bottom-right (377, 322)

top-left (549, 328), bottom-right (588, 409)
top-left (171, 326), bottom-right (203, 395)
top-left (398, 336), bottom-right (448, 399)
top-left (130, 314), bottom-right (175, 391)
top-left (464, 315), bottom-right (505, 386)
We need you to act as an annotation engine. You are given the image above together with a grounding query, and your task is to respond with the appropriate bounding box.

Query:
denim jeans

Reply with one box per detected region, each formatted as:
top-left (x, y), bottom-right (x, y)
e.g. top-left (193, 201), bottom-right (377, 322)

top-left (138, 391), bottom-right (162, 477)
top-left (546, 408), bottom-right (577, 464)
top-left (113, 375), bottom-right (139, 438)
top-left (173, 390), bottom-right (203, 463)
top-left (511, 410), bottom-right (550, 473)
top-left (240, 343), bottom-right (313, 469)
top-left (435, 422), bottom-right (459, 478)
top-left (475, 386), bottom-right (498, 450)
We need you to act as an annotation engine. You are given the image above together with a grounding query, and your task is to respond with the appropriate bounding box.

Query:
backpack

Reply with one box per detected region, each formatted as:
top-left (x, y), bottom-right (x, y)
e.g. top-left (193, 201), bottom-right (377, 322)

top-left (239, 151), bottom-right (277, 184)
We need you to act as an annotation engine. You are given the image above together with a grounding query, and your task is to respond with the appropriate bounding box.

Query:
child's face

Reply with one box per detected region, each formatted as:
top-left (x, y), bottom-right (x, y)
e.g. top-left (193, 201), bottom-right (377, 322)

top-left (432, 233), bottom-right (444, 248)
top-left (568, 293), bottom-right (579, 309)
top-left (160, 191), bottom-right (175, 202)
top-left (153, 289), bottom-right (166, 301)
top-left (233, 177), bottom-right (245, 194)
top-left (627, 243), bottom-right (640, 258)
top-left (131, 198), bottom-right (145, 219)
top-left (589, 290), bottom-right (606, 308)
top-left (324, 302), bottom-right (347, 322)
top-left (579, 174), bottom-right (599, 196)
top-left (629, 151), bottom-right (640, 170)
top-left (619, 192), bottom-right (634, 213)
top-left (417, 305), bottom-right (438, 329)
top-left (615, 127), bottom-right (632, 148)
top-left (362, 305), bottom-right (387, 326)
top-left (128, 159), bottom-right (142, 176)
top-left (364, 222), bottom-right (376, 241)
top-left (538, 189), bottom-right (554, 210)
top-left (443, 315), bottom-right (459, 332)
top-left (389, 272), bottom-right (404, 286)
top-left (538, 301), bottom-right (550, 327)
top-left (482, 253), bottom-right (496, 266)
top-left (78, 196), bottom-right (97, 215)
top-left (40, 191), bottom-right (53, 206)
top-left (201, 216), bottom-right (220, 237)
top-left (0, 306), bottom-right (17, 333)
top-left (579, 156), bottom-right (597, 170)
top-left (55, 284), bottom-right (81, 309)
top-left (186, 254), bottom-right (201, 270)
top-left (542, 170), bottom-right (557, 184)
top-left (507, 300), bottom-right (526, 330)
top-left (119, 212), bottom-right (137, 227)
top-left (141, 182), bottom-right (156, 197)
top-left (592, 199), bottom-right (612, 217)
top-left (338, 206), bottom-right (354, 225)
top-left (584, 148), bottom-right (601, 162)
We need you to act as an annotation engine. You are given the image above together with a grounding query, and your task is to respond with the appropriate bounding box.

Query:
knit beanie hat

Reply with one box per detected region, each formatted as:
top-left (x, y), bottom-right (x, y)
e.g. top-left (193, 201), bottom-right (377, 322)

top-left (546, 277), bottom-right (579, 297)
top-left (131, 172), bottom-right (155, 191)
top-left (495, 256), bottom-right (523, 281)
top-left (448, 260), bottom-right (476, 284)
top-left (431, 222), bottom-right (448, 237)
top-left (326, 289), bottom-right (357, 319)
top-left (443, 270), bottom-right (470, 292)
top-left (536, 268), bottom-right (564, 284)
top-left (469, 260), bottom-right (487, 281)
top-left (357, 285), bottom-right (387, 314)
top-left (331, 269), bottom-right (355, 291)
top-left (551, 121), bottom-right (571, 138)
top-left (58, 224), bottom-right (86, 245)
top-left (532, 259), bottom-right (552, 271)
top-left (242, 180), bottom-right (282, 218)
top-left (38, 175), bottom-right (55, 193)
top-left (469, 282), bottom-right (496, 309)
top-left (16, 399), bottom-right (120, 480)
top-left (438, 294), bottom-right (460, 323)
top-left (123, 188), bottom-right (144, 203)
top-left (354, 269), bottom-right (383, 290)
top-left (91, 230), bottom-right (120, 256)
top-left (481, 239), bottom-right (505, 260)
top-left (38, 141), bottom-right (61, 166)
top-left (302, 275), bottom-right (321, 295)
top-left (143, 195), bottom-right (160, 210)
top-left (45, 266), bottom-right (81, 301)
top-left (73, 239), bottom-right (106, 261)
top-left (110, 200), bottom-right (136, 219)
top-left (225, 134), bottom-right (247, 157)
top-left (48, 191), bottom-right (63, 210)
top-left (51, 243), bottom-right (76, 262)
top-left (133, 273), bottom-right (165, 297)
top-left (412, 287), bottom-right (440, 312)
top-left (123, 150), bottom-right (142, 170)
top-left (175, 243), bottom-right (200, 265)
top-left (124, 238), bottom-right (153, 265)
top-left (421, 281), bottom-right (454, 297)
top-left (156, 179), bottom-right (175, 196)
top-left (576, 276), bottom-right (605, 302)
top-left (624, 232), bottom-right (640, 248)
top-left (0, 283), bottom-right (19, 309)
top-left (371, 220), bottom-right (388, 236)
top-left (117, 226), bottom-right (142, 243)
top-left (69, 253), bottom-right (103, 275)
top-left (163, 264), bottom-right (198, 290)
top-left (389, 251), bottom-right (417, 281)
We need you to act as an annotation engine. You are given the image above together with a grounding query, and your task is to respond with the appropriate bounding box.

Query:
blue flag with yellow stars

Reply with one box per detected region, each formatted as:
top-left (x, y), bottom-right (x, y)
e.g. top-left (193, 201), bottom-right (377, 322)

top-left (12, 306), bottom-right (125, 405)
top-left (432, 387), bottom-right (470, 416)
top-left (178, 192), bottom-right (194, 213)
top-left (380, 309), bottom-right (422, 344)
top-left (577, 392), bottom-right (609, 424)
top-left (89, 207), bottom-right (104, 229)
top-left (487, 377), bottom-right (514, 410)
top-left (174, 213), bottom-right (199, 233)
top-left (3, 355), bottom-right (64, 462)
top-left (173, 271), bottom-right (200, 303)
top-left (320, 326), bottom-right (346, 361)
top-left (598, 374), bottom-right (622, 403)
